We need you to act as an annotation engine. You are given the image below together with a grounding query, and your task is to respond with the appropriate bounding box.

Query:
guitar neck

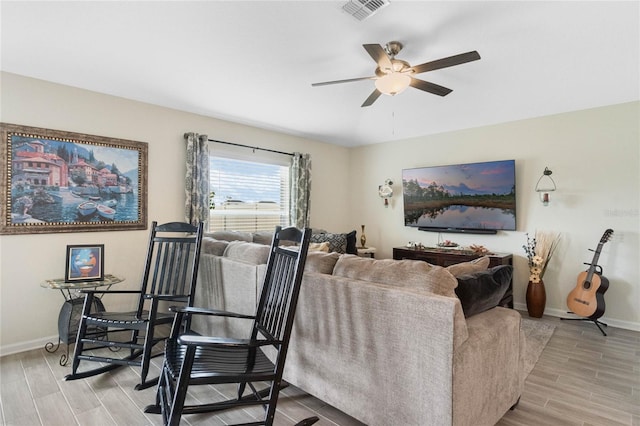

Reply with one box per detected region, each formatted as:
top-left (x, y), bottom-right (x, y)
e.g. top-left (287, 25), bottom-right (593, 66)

top-left (585, 242), bottom-right (605, 280)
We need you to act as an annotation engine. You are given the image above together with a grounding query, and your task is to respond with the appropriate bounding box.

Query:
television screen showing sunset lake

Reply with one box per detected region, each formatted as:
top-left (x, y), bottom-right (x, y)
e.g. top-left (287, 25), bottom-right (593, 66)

top-left (402, 160), bottom-right (516, 231)
top-left (10, 135), bottom-right (140, 224)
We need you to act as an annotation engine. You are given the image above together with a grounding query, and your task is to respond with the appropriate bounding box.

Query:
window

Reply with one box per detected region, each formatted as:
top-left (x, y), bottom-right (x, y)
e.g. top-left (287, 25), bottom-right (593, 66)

top-left (209, 154), bottom-right (290, 233)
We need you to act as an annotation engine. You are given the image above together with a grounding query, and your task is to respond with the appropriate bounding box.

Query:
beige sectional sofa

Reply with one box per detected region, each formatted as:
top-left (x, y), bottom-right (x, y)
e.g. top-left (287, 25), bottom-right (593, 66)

top-left (193, 232), bottom-right (525, 426)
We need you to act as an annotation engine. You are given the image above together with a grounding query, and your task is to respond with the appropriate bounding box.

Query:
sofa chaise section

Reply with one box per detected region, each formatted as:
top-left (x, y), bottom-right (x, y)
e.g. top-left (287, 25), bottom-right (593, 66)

top-left (282, 258), bottom-right (524, 426)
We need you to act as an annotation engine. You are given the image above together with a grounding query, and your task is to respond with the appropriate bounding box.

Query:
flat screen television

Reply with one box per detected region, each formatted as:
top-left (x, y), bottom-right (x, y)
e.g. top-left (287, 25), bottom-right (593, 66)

top-left (402, 159), bottom-right (516, 234)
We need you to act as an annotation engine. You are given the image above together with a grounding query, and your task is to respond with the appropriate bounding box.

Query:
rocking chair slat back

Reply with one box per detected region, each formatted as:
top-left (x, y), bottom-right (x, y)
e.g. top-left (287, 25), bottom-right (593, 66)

top-left (142, 225), bottom-right (203, 304)
top-left (255, 228), bottom-right (309, 343)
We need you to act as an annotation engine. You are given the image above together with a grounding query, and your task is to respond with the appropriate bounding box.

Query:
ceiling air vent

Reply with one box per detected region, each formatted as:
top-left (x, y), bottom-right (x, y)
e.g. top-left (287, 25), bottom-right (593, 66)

top-left (342, 0), bottom-right (390, 21)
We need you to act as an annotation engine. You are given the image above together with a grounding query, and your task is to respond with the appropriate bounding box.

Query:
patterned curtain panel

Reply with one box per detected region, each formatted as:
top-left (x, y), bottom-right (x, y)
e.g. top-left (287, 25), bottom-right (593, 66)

top-left (290, 152), bottom-right (312, 228)
top-left (184, 132), bottom-right (210, 227)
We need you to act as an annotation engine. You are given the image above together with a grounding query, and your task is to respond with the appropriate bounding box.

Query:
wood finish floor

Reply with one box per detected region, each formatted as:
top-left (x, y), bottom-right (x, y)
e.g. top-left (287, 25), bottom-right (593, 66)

top-left (1, 312), bottom-right (638, 426)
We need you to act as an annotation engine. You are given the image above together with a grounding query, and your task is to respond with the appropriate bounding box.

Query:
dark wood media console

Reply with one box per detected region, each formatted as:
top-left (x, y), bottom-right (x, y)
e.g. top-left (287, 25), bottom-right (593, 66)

top-left (392, 247), bottom-right (514, 308)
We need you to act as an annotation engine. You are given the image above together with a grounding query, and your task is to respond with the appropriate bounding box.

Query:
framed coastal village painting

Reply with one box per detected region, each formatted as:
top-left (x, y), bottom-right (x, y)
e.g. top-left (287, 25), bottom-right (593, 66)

top-left (0, 123), bottom-right (148, 234)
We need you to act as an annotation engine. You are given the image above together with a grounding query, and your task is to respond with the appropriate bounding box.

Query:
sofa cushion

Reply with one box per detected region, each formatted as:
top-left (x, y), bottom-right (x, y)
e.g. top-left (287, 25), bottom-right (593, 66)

top-left (333, 255), bottom-right (458, 297)
top-left (205, 230), bottom-right (253, 243)
top-left (454, 265), bottom-right (513, 317)
top-left (223, 241), bottom-right (270, 265)
top-left (304, 251), bottom-right (340, 274)
top-left (445, 255), bottom-right (490, 277)
top-left (201, 237), bottom-right (229, 256)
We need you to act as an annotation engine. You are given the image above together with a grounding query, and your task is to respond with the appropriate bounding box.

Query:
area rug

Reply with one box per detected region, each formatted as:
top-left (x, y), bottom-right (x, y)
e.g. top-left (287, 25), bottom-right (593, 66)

top-left (521, 317), bottom-right (556, 376)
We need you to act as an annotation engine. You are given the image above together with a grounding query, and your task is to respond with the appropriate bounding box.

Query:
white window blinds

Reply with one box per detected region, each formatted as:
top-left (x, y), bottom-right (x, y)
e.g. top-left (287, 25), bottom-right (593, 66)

top-left (209, 155), bottom-right (290, 233)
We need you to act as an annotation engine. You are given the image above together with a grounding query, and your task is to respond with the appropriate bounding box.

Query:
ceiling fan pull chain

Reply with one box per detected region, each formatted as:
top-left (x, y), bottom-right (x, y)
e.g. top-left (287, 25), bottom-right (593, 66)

top-left (392, 109), bottom-right (395, 136)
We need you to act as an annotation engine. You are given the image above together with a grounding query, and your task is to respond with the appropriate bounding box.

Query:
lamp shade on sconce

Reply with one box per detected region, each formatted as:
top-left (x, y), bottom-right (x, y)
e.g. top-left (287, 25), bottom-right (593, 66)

top-left (535, 167), bottom-right (556, 206)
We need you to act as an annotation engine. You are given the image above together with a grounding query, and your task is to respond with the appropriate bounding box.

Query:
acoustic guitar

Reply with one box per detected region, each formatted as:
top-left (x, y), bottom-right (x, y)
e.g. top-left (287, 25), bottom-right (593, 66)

top-left (566, 229), bottom-right (613, 319)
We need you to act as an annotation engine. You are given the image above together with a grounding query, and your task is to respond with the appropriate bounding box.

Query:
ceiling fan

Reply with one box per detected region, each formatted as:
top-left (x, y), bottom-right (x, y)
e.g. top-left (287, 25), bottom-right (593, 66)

top-left (311, 41), bottom-right (480, 107)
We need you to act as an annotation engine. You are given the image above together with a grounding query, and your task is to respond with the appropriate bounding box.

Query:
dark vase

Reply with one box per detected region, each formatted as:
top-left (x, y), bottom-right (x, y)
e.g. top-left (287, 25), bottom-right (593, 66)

top-left (526, 279), bottom-right (546, 318)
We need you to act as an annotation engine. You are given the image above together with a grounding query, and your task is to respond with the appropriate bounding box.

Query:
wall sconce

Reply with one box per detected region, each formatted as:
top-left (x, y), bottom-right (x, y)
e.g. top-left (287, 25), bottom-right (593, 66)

top-left (378, 179), bottom-right (393, 207)
top-left (535, 167), bottom-right (556, 206)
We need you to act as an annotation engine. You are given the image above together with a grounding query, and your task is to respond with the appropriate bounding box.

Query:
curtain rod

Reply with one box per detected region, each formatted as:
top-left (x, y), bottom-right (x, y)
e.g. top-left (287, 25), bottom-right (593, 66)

top-left (207, 138), bottom-right (294, 157)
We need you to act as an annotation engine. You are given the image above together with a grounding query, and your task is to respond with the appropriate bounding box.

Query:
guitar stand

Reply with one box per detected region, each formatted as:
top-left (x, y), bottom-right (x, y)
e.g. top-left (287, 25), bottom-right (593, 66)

top-left (561, 313), bottom-right (608, 336)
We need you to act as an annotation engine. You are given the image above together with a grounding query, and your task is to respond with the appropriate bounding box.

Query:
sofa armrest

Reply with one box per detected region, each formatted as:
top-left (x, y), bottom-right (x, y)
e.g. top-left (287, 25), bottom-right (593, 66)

top-left (193, 253), bottom-right (264, 337)
top-left (452, 307), bottom-right (524, 426)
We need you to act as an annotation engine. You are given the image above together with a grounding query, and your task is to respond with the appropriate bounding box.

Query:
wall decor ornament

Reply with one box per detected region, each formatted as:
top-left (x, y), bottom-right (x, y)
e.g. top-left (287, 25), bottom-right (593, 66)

top-left (1, 123), bottom-right (148, 234)
top-left (378, 178), bottom-right (393, 207)
top-left (535, 167), bottom-right (556, 206)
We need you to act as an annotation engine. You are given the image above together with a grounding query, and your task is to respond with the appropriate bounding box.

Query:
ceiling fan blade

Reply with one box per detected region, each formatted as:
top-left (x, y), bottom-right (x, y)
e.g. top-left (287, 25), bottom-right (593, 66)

top-left (363, 44), bottom-right (393, 71)
top-left (411, 51), bottom-right (481, 74)
top-left (311, 76), bottom-right (376, 87)
top-left (361, 89), bottom-right (382, 107)
top-left (409, 78), bottom-right (453, 96)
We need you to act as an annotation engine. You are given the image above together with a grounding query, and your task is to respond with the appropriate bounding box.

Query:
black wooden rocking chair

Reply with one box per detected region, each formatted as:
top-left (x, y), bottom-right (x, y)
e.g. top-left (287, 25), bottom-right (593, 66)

top-left (65, 221), bottom-right (204, 390)
top-left (144, 226), bottom-right (318, 426)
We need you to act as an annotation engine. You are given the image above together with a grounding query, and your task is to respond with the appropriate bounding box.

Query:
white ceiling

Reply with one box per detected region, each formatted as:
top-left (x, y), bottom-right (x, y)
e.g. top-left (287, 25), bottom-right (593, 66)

top-left (1, 1), bottom-right (638, 147)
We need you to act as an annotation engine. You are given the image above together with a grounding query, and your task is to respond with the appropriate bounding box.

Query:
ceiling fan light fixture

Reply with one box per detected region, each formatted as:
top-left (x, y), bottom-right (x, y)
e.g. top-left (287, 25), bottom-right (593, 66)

top-left (312, 41), bottom-right (479, 106)
top-left (375, 72), bottom-right (411, 95)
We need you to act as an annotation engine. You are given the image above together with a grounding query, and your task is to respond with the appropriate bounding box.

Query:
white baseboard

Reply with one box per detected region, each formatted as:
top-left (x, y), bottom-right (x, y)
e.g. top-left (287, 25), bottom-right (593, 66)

top-left (513, 302), bottom-right (640, 332)
top-left (0, 334), bottom-right (61, 357)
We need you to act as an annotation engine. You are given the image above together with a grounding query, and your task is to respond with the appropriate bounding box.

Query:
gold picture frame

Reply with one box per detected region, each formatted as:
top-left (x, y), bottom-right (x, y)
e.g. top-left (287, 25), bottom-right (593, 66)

top-left (1, 123), bottom-right (148, 234)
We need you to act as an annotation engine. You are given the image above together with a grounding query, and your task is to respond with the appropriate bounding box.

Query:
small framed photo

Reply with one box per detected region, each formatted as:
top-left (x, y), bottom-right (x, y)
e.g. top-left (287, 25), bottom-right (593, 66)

top-left (65, 244), bottom-right (104, 282)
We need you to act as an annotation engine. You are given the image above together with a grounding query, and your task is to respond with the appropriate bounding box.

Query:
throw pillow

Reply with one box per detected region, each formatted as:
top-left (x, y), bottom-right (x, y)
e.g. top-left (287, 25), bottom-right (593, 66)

top-left (308, 242), bottom-right (330, 252)
top-left (310, 232), bottom-right (348, 254)
top-left (333, 255), bottom-right (458, 297)
top-left (345, 230), bottom-right (358, 255)
top-left (304, 251), bottom-right (340, 274)
top-left (454, 265), bottom-right (513, 317)
top-left (445, 255), bottom-right (490, 277)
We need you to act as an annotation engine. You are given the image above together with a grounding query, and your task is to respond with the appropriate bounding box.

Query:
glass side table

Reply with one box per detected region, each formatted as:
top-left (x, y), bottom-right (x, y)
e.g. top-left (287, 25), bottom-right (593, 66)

top-left (40, 274), bottom-right (124, 366)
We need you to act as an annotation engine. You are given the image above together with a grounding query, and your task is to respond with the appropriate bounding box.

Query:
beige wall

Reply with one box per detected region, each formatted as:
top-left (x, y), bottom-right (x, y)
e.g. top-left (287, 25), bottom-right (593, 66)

top-left (0, 72), bottom-right (350, 354)
top-left (1, 72), bottom-right (638, 354)
top-left (349, 101), bottom-right (640, 329)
